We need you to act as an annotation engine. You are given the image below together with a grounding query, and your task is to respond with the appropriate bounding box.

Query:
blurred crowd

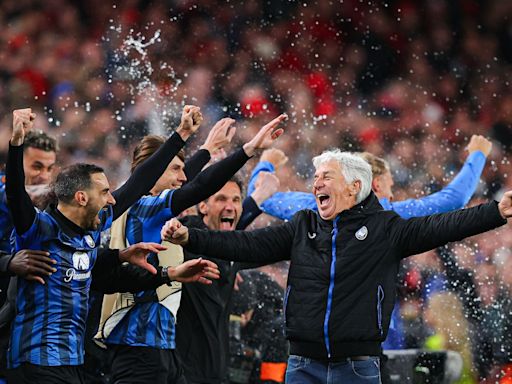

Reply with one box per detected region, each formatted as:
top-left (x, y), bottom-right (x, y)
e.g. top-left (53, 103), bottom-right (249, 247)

top-left (0, 0), bottom-right (511, 382)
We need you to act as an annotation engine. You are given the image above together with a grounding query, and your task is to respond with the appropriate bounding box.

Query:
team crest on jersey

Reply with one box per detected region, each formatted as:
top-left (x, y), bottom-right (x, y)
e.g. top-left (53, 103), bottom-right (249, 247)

top-left (85, 235), bottom-right (95, 248)
top-left (65, 251), bottom-right (91, 282)
top-left (355, 226), bottom-right (368, 241)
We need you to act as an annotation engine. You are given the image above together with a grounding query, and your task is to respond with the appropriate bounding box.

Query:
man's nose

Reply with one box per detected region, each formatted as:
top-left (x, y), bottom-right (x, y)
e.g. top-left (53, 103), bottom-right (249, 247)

top-left (108, 193), bottom-right (116, 206)
top-left (39, 169), bottom-right (52, 184)
top-left (225, 202), bottom-right (234, 211)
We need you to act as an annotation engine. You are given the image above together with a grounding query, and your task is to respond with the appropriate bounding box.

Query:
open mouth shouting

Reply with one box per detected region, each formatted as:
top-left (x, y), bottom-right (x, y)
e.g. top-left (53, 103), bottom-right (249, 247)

top-left (219, 216), bottom-right (236, 230)
top-left (317, 193), bottom-right (331, 208)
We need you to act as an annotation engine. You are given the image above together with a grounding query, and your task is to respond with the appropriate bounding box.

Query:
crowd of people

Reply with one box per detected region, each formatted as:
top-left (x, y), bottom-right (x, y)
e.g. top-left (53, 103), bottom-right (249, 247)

top-left (0, 0), bottom-right (511, 383)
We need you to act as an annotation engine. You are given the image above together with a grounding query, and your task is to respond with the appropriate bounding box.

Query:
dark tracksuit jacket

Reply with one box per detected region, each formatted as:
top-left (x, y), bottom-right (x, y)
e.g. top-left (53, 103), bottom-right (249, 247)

top-left (176, 208), bottom-right (262, 384)
top-left (184, 192), bottom-right (507, 361)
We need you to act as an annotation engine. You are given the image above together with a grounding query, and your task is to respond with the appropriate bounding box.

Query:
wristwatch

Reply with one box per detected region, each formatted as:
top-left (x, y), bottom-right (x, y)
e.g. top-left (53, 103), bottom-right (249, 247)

top-left (160, 266), bottom-right (172, 284)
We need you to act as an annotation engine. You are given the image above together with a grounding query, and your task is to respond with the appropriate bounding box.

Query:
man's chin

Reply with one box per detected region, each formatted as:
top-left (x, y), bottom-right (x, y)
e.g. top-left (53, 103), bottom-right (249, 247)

top-left (86, 223), bottom-right (99, 231)
top-left (87, 217), bottom-right (101, 231)
top-left (318, 208), bottom-right (335, 221)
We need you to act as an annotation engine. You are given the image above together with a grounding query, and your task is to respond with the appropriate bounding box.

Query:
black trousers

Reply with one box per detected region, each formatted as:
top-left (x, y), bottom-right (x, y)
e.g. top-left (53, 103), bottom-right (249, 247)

top-left (110, 345), bottom-right (187, 384)
top-left (6, 363), bottom-right (85, 384)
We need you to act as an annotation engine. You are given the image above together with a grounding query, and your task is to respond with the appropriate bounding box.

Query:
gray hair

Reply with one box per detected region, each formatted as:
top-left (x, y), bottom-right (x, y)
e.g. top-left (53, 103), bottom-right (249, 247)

top-left (312, 149), bottom-right (372, 204)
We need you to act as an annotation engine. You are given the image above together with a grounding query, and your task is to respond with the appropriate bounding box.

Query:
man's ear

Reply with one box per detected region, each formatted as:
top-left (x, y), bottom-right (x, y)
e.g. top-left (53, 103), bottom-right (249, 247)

top-left (75, 191), bottom-right (88, 206)
top-left (372, 176), bottom-right (381, 193)
top-left (199, 201), bottom-right (208, 216)
top-left (350, 180), bottom-right (362, 196)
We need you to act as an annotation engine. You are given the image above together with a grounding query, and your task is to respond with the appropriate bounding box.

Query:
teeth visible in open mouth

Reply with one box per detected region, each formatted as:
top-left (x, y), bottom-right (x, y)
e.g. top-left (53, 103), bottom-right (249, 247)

top-left (317, 194), bottom-right (330, 204)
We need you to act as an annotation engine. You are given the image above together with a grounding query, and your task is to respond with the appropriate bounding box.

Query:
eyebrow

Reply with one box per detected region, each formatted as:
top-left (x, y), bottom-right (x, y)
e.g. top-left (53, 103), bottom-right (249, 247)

top-left (315, 171), bottom-right (334, 177)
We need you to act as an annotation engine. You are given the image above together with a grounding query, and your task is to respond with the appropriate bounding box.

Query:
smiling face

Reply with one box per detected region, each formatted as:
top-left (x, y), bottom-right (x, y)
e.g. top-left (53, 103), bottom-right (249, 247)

top-left (23, 147), bottom-right (56, 185)
top-left (83, 172), bottom-right (116, 230)
top-left (313, 160), bottom-right (360, 221)
top-left (152, 157), bottom-right (187, 194)
top-left (200, 181), bottom-right (242, 231)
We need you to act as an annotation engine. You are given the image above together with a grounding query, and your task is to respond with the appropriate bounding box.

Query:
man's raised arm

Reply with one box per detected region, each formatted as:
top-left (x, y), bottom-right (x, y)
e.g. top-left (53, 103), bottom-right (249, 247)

top-left (161, 217), bottom-right (294, 264)
top-left (387, 135), bottom-right (491, 218)
top-left (184, 117), bottom-right (237, 180)
top-left (6, 109), bottom-right (37, 235)
top-left (111, 105), bottom-right (202, 220)
top-left (247, 149), bottom-right (317, 221)
top-left (170, 114), bottom-right (287, 216)
top-left (388, 192), bottom-right (510, 258)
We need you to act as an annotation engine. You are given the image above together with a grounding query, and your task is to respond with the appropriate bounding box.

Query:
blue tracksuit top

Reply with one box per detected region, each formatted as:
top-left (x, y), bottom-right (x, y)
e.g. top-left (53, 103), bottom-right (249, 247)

top-left (248, 151), bottom-right (486, 222)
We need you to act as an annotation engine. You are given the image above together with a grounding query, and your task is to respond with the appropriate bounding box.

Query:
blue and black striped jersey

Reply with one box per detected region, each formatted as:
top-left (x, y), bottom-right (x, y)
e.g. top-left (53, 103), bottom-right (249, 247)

top-left (106, 189), bottom-right (176, 349)
top-left (0, 174), bottom-right (13, 253)
top-left (8, 205), bottom-right (113, 368)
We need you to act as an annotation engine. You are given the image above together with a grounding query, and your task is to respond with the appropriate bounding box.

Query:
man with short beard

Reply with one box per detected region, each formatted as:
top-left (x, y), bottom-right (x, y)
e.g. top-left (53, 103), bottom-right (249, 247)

top-left (4, 106), bottom-right (204, 383)
top-left (175, 173), bottom-right (280, 384)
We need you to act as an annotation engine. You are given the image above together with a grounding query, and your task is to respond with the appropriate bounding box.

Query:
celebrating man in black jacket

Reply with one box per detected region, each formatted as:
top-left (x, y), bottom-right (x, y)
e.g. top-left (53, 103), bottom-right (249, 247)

top-left (161, 149), bottom-right (512, 384)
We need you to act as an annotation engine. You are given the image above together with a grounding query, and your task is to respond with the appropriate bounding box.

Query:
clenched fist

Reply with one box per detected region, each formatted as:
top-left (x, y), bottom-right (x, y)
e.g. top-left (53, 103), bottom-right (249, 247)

top-left (161, 218), bottom-right (189, 246)
top-left (12, 108), bottom-right (36, 146)
top-left (176, 105), bottom-right (203, 141)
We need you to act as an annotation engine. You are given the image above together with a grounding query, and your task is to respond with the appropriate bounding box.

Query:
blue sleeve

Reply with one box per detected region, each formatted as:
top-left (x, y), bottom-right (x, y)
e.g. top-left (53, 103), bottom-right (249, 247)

top-left (131, 189), bottom-right (175, 224)
top-left (386, 151), bottom-right (486, 219)
top-left (382, 302), bottom-right (405, 350)
top-left (248, 161), bottom-right (317, 221)
top-left (260, 192), bottom-right (317, 221)
top-left (125, 190), bottom-right (176, 245)
top-left (247, 161), bottom-right (275, 196)
top-left (99, 205), bottom-right (114, 232)
top-left (0, 186), bottom-right (12, 248)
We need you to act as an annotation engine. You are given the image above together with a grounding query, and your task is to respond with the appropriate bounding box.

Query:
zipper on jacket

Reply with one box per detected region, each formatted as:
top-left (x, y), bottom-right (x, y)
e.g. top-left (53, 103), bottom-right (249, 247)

top-left (283, 285), bottom-right (291, 322)
top-left (377, 285), bottom-right (385, 336)
top-left (323, 217), bottom-right (339, 359)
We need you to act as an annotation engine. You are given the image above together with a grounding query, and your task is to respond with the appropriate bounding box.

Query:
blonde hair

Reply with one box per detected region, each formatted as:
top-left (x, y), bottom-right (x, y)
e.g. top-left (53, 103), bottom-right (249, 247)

top-left (358, 152), bottom-right (390, 177)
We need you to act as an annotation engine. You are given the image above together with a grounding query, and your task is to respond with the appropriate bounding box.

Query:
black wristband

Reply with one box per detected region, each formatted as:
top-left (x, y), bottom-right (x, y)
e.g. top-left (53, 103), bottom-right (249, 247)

top-left (160, 266), bottom-right (172, 283)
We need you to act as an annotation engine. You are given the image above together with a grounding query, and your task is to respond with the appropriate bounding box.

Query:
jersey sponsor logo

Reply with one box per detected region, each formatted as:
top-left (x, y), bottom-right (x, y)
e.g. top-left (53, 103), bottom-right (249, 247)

top-left (308, 232), bottom-right (317, 239)
top-left (64, 251), bottom-right (91, 282)
top-left (84, 235), bottom-right (95, 248)
top-left (355, 226), bottom-right (368, 240)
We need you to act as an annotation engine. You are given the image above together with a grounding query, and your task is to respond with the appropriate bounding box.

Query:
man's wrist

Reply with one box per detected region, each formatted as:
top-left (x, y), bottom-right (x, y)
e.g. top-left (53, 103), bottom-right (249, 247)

top-left (2, 253), bottom-right (16, 275)
top-left (118, 249), bottom-right (129, 263)
top-left (167, 266), bottom-right (178, 281)
top-left (176, 125), bottom-right (191, 141)
top-left (242, 143), bottom-right (256, 157)
top-left (199, 144), bottom-right (213, 154)
top-left (251, 190), bottom-right (267, 206)
top-left (10, 136), bottom-right (24, 146)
